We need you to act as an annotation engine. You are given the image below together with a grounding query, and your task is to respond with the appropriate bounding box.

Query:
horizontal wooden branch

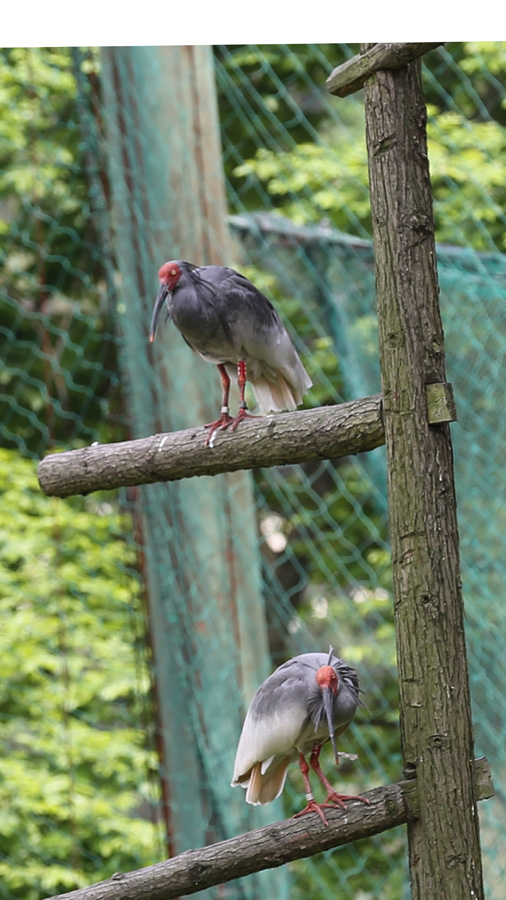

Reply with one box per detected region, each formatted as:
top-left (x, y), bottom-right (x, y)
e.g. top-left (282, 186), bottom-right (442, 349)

top-left (326, 43), bottom-right (444, 96)
top-left (43, 759), bottom-right (493, 900)
top-left (37, 395), bottom-right (384, 498)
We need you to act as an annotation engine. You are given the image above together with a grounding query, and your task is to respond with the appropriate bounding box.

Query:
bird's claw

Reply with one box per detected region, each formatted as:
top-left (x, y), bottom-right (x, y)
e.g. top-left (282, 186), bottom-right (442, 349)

top-left (293, 799), bottom-right (332, 826)
top-left (230, 408), bottom-right (261, 431)
top-left (204, 408), bottom-right (261, 445)
top-left (293, 792), bottom-right (369, 827)
top-left (204, 413), bottom-right (234, 446)
top-left (324, 791), bottom-right (370, 809)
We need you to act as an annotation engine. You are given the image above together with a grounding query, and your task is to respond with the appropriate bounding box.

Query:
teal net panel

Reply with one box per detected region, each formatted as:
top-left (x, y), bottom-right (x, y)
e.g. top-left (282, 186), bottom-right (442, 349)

top-left (0, 48), bottom-right (165, 900)
top-left (0, 42), bottom-right (505, 900)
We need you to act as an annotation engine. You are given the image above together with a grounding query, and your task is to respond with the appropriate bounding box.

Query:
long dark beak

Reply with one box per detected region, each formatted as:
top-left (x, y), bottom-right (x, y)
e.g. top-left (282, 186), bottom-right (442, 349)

top-left (149, 284), bottom-right (169, 343)
top-left (323, 687), bottom-right (339, 764)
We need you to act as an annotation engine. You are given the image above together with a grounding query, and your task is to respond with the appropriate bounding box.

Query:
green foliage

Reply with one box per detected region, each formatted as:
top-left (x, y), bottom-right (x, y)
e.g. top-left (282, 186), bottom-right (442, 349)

top-left (233, 130), bottom-right (370, 234)
top-left (428, 109), bottom-right (506, 251)
top-left (229, 43), bottom-right (506, 252)
top-left (3, 42), bottom-right (506, 900)
top-left (425, 42), bottom-right (506, 124)
top-left (215, 43), bottom-right (359, 215)
top-left (0, 450), bottom-right (162, 899)
top-left (0, 48), bottom-right (122, 456)
top-left (288, 826), bottom-right (406, 900)
top-left (0, 48), bottom-right (102, 292)
top-left (215, 45), bottom-right (354, 153)
top-left (232, 109), bottom-right (506, 252)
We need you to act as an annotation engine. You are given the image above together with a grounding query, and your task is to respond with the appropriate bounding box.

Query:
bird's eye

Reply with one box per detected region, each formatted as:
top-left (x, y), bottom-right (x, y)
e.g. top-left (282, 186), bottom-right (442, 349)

top-left (171, 269), bottom-right (177, 276)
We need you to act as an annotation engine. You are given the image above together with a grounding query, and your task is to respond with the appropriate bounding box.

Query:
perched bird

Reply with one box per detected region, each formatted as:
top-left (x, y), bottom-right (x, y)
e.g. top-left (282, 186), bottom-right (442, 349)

top-left (149, 261), bottom-right (312, 441)
top-left (231, 648), bottom-right (368, 825)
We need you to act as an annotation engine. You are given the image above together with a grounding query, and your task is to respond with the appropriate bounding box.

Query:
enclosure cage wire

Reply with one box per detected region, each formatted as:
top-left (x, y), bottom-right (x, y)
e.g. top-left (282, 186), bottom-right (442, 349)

top-left (0, 42), bottom-right (504, 900)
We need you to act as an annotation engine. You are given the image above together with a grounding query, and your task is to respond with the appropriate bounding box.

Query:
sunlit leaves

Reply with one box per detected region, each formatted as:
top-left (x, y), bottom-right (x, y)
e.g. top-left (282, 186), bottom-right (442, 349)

top-left (0, 450), bottom-right (162, 898)
top-left (231, 45), bottom-right (506, 253)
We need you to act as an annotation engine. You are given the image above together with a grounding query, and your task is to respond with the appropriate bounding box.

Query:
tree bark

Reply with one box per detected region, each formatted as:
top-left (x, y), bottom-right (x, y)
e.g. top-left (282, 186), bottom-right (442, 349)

top-left (326, 43), bottom-right (443, 97)
top-left (363, 54), bottom-right (485, 899)
top-left (37, 395), bottom-right (384, 497)
top-left (42, 760), bottom-right (493, 900)
top-left (99, 49), bottom-right (281, 893)
top-left (43, 782), bottom-right (405, 900)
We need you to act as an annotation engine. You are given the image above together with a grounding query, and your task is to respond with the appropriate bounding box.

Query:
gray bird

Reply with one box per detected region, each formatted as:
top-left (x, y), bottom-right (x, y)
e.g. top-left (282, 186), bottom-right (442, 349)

top-left (149, 261), bottom-right (312, 441)
top-left (231, 648), bottom-right (369, 825)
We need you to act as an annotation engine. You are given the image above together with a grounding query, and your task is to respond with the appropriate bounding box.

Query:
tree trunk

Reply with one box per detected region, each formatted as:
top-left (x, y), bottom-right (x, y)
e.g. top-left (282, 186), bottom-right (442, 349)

top-left (363, 54), bottom-right (485, 899)
top-left (99, 46), bottom-right (284, 900)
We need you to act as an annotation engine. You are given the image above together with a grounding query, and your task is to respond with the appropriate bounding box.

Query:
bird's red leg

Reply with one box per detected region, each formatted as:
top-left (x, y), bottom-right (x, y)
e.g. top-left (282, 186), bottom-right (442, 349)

top-left (204, 364), bottom-right (234, 443)
top-left (292, 752), bottom-right (331, 826)
top-left (230, 360), bottom-right (261, 431)
top-left (309, 744), bottom-right (369, 810)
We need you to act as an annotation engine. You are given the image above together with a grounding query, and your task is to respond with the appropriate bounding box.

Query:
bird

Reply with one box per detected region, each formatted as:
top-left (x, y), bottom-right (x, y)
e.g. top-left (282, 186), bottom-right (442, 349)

top-left (231, 647), bottom-right (369, 826)
top-left (149, 261), bottom-right (312, 442)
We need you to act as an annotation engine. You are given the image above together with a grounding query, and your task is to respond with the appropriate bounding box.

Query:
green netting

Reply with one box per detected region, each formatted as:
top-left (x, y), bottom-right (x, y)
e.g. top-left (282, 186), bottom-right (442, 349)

top-left (0, 43), bottom-right (505, 900)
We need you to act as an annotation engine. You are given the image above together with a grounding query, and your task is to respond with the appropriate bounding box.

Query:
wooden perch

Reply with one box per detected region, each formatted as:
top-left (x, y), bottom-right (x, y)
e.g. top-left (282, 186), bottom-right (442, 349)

top-left (37, 385), bottom-right (456, 499)
top-left (326, 43), bottom-right (444, 97)
top-left (44, 759), bottom-right (493, 900)
top-left (37, 394), bottom-right (384, 498)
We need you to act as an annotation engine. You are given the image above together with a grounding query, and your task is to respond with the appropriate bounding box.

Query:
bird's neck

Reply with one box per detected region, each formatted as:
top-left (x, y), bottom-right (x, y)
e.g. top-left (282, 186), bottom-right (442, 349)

top-left (171, 279), bottom-right (219, 336)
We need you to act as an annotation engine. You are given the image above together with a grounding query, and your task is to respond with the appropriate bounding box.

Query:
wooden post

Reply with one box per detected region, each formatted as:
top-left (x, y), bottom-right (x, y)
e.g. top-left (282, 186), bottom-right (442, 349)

top-left (99, 47), bottom-right (284, 900)
top-left (362, 49), bottom-right (485, 899)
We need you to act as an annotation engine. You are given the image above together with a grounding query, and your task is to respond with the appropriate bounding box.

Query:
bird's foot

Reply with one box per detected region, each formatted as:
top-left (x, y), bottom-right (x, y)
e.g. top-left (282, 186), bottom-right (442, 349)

top-left (205, 404), bottom-right (261, 445)
top-left (293, 792), bottom-right (369, 827)
top-left (204, 408), bottom-right (234, 446)
top-left (292, 794), bottom-right (346, 825)
top-left (322, 791), bottom-right (370, 810)
top-left (230, 406), bottom-right (261, 432)
top-left (293, 799), bottom-right (333, 827)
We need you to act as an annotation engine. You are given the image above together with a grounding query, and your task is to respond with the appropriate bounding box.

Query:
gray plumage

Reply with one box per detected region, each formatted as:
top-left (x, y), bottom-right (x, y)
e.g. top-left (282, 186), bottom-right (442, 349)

top-left (150, 261), bottom-right (312, 414)
top-left (231, 651), bottom-right (361, 806)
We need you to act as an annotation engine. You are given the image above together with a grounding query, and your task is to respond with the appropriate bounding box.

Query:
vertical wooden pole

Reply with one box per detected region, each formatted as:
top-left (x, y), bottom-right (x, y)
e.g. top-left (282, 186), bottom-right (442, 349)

top-left (363, 54), bottom-right (485, 898)
top-left (100, 45), bottom-right (285, 900)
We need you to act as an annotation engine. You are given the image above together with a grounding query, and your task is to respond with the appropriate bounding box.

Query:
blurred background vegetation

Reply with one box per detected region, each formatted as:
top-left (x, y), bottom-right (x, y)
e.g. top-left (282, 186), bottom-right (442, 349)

top-left (1, 43), bottom-right (505, 900)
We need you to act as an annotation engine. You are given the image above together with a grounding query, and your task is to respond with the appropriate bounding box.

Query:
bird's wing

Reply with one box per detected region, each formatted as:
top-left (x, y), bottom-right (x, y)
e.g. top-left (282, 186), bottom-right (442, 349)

top-left (213, 272), bottom-right (285, 345)
top-left (232, 699), bottom-right (305, 784)
top-left (214, 272), bottom-right (312, 394)
top-left (232, 662), bottom-right (313, 783)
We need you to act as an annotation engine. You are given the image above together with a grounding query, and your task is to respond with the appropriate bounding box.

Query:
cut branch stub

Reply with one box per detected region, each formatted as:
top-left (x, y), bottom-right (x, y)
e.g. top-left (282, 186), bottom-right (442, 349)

top-left (326, 42), bottom-right (444, 97)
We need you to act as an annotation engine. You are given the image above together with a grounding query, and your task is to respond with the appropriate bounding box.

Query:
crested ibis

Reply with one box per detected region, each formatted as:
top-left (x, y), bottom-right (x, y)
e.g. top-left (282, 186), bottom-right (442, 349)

top-left (149, 261), bottom-right (312, 442)
top-left (231, 648), bottom-right (369, 825)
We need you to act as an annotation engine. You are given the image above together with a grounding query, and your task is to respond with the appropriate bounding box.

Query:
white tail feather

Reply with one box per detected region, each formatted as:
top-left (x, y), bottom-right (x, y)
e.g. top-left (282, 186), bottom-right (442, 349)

top-left (250, 374), bottom-right (301, 412)
top-left (245, 758), bottom-right (290, 805)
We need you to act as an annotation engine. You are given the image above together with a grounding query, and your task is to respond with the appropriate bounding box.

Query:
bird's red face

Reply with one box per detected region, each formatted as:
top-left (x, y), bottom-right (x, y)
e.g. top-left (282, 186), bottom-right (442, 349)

top-left (149, 261), bottom-right (183, 343)
top-left (316, 664), bottom-right (340, 764)
top-left (316, 665), bottom-right (339, 695)
top-left (158, 261), bottom-right (182, 290)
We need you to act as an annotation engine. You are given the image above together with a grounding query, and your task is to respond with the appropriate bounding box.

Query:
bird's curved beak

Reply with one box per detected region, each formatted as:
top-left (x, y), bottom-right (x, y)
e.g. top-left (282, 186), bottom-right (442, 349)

top-left (149, 284), bottom-right (169, 343)
top-left (322, 687), bottom-right (339, 764)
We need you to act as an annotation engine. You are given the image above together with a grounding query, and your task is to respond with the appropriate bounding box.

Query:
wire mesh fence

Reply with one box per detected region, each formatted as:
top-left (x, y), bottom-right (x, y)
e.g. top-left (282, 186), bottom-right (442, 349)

top-left (0, 42), bottom-right (504, 900)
